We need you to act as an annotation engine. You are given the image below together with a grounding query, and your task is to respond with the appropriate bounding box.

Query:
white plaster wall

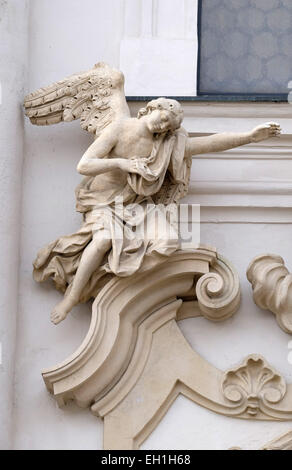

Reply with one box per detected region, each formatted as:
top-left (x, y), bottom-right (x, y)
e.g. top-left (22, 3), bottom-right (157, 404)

top-left (4, 0), bottom-right (292, 450)
top-left (0, 0), bottom-right (29, 450)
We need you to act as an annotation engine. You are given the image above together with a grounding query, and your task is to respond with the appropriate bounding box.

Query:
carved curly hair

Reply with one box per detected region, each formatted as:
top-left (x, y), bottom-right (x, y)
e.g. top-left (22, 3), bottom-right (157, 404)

top-left (137, 97), bottom-right (183, 131)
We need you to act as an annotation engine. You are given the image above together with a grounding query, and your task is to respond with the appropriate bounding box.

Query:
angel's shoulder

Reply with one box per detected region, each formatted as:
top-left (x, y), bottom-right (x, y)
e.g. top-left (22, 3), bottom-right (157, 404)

top-left (108, 117), bottom-right (136, 137)
top-left (96, 117), bottom-right (138, 146)
top-left (97, 119), bottom-right (124, 138)
top-left (118, 117), bottom-right (143, 133)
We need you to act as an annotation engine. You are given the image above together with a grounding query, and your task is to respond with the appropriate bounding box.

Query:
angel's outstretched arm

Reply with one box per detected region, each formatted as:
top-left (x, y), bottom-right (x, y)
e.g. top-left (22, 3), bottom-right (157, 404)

top-left (186, 122), bottom-right (281, 156)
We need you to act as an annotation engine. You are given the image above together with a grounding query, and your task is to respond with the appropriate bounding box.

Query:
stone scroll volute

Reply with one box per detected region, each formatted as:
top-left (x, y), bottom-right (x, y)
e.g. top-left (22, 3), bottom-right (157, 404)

top-left (247, 254), bottom-right (292, 334)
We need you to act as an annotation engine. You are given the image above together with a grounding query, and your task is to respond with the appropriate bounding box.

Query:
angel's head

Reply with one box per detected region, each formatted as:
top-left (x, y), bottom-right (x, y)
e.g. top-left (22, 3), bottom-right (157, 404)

top-left (138, 98), bottom-right (183, 134)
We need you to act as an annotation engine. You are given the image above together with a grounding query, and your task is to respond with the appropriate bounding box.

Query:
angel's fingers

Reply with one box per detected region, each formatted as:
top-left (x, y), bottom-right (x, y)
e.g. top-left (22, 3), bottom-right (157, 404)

top-left (271, 131), bottom-right (281, 137)
top-left (265, 125), bottom-right (280, 131)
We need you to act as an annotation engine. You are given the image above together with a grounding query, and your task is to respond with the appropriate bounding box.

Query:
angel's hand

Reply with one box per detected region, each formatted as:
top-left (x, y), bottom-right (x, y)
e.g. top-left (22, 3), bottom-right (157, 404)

top-left (250, 122), bottom-right (281, 143)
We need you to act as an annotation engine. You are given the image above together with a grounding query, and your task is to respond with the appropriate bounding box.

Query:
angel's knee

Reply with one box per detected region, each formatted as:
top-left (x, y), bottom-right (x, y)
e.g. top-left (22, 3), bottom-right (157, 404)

top-left (92, 230), bottom-right (112, 254)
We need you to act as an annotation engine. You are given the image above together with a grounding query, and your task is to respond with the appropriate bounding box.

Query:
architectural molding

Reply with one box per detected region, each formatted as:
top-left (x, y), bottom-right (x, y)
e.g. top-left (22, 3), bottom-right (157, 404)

top-left (185, 181), bottom-right (292, 223)
top-left (192, 140), bottom-right (292, 160)
top-left (42, 247), bottom-right (239, 408)
top-left (222, 355), bottom-right (286, 418)
top-left (189, 180), bottom-right (292, 195)
top-left (199, 207), bottom-right (292, 225)
top-left (128, 102), bottom-right (292, 224)
top-left (262, 430), bottom-right (292, 450)
top-left (129, 102), bottom-right (292, 134)
top-left (247, 254), bottom-right (292, 334)
top-left (41, 247), bottom-right (292, 450)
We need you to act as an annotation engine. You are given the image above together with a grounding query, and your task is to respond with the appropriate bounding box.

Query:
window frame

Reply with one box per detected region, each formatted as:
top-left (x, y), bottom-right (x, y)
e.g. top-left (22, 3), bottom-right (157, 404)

top-left (196, 0), bottom-right (289, 102)
top-left (127, 0), bottom-right (288, 103)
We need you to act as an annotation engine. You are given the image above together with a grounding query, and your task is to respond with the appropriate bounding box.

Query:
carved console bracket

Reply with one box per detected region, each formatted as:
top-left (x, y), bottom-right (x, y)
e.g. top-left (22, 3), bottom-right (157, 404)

top-left (247, 254), bottom-right (292, 334)
top-left (42, 247), bottom-right (292, 450)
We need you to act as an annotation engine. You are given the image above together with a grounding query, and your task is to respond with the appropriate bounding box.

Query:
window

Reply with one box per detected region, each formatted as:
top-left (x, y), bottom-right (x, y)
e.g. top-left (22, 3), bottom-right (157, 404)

top-left (198, 0), bottom-right (292, 99)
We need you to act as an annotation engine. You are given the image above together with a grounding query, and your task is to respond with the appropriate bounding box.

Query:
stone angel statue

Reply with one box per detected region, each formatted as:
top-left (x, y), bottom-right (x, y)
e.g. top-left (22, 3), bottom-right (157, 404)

top-left (24, 63), bottom-right (281, 324)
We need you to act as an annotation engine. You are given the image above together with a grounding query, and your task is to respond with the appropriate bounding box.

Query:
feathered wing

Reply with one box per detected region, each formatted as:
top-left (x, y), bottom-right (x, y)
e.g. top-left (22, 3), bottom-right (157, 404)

top-left (23, 62), bottom-right (130, 136)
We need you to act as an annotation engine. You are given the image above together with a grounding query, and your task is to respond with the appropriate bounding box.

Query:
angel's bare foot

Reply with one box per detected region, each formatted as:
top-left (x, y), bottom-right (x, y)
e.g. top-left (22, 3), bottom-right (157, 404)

top-left (50, 294), bottom-right (77, 324)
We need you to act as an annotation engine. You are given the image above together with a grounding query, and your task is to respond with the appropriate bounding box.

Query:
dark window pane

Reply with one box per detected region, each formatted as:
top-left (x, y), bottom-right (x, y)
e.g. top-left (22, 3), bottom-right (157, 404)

top-left (199, 0), bottom-right (292, 94)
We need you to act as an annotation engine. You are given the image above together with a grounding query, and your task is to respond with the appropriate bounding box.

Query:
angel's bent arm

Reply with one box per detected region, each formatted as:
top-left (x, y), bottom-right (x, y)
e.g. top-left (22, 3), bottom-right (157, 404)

top-left (77, 124), bottom-right (123, 176)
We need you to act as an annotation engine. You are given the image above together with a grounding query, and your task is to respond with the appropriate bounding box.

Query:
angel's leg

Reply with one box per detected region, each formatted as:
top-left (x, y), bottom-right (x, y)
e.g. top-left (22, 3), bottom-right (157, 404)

top-left (51, 232), bottom-right (111, 324)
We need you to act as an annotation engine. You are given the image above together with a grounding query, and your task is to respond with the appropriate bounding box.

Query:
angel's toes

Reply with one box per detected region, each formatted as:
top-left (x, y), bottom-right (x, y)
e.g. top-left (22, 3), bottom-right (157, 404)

top-left (51, 308), bottom-right (67, 324)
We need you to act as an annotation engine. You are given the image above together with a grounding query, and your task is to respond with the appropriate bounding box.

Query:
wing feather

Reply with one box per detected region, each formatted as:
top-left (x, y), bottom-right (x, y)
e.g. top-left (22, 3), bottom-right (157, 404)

top-left (24, 62), bottom-right (130, 135)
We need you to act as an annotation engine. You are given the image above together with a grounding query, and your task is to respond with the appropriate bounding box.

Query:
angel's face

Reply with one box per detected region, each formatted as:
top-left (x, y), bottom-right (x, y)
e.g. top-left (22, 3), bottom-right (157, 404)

top-left (146, 109), bottom-right (174, 134)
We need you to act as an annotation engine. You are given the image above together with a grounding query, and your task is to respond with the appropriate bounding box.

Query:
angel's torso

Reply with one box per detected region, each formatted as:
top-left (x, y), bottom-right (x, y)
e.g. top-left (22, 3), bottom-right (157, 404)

top-left (110, 118), bottom-right (154, 158)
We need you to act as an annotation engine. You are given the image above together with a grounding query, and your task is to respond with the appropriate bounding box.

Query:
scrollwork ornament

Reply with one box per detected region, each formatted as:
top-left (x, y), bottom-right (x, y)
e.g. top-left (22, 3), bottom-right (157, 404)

top-left (196, 255), bottom-right (240, 322)
top-left (247, 254), bottom-right (292, 334)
